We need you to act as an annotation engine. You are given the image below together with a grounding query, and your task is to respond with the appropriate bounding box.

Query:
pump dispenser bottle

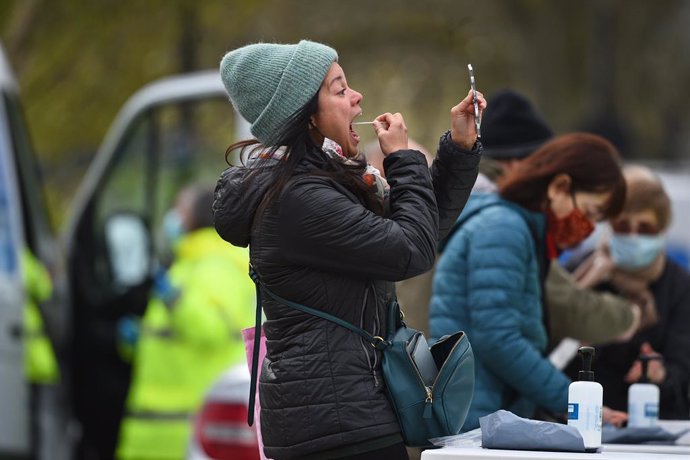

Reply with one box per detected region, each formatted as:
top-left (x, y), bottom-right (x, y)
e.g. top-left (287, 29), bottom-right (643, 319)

top-left (567, 346), bottom-right (602, 452)
top-left (628, 354), bottom-right (662, 427)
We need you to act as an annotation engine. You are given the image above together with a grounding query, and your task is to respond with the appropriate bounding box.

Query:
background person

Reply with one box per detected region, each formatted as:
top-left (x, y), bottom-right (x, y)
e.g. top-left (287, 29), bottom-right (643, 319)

top-left (214, 40), bottom-right (484, 460)
top-left (21, 248), bottom-right (60, 457)
top-left (116, 185), bottom-right (255, 460)
top-left (21, 248), bottom-right (59, 385)
top-left (472, 89), bottom-right (554, 193)
top-left (473, 90), bottom-right (639, 349)
top-left (429, 133), bottom-right (626, 431)
top-left (571, 165), bottom-right (690, 419)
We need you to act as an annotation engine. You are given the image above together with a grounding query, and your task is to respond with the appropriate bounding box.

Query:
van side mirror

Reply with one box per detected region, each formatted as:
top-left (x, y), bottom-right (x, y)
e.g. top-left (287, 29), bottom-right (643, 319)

top-left (103, 212), bottom-right (152, 289)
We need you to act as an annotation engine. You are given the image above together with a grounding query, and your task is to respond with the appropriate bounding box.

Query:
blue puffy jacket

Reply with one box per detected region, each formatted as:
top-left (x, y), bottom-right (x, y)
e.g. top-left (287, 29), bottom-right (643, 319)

top-left (429, 193), bottom-right (570, 431)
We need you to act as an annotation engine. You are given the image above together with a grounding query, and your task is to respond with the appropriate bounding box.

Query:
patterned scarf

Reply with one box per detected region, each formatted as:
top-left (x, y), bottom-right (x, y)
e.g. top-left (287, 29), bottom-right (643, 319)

top-left (321, 138), bottom-right (389, 200)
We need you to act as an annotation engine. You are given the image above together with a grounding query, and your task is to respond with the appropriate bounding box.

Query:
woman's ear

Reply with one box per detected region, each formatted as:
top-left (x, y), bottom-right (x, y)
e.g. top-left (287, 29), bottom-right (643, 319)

top-left (547, 174), bottom-right (572, 201)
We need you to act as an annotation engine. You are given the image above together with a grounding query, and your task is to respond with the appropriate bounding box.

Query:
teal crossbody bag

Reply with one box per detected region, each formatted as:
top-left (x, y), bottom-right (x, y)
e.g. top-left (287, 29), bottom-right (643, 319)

top-left (247, 266), bottom-right (475, 447)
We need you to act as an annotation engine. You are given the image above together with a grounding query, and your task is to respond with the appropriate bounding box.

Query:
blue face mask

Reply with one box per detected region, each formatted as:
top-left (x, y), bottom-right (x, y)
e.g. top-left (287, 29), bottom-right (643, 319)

top-left (163, 210), bottom-right (184, 247)
top-left (609, 233), bottom-right (665, 269)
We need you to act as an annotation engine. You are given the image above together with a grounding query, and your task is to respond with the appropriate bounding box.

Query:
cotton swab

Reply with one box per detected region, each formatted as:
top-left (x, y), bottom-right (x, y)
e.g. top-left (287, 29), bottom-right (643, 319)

top-left (351, 121), bottom-right (390, 128)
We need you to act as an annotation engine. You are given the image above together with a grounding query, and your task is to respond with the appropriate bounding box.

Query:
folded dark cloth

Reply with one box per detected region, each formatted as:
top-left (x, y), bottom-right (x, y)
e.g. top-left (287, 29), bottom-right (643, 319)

top-left (480, 410), bottom-right (586, 452)
top-left (602, 425), bottom-right (689, 445)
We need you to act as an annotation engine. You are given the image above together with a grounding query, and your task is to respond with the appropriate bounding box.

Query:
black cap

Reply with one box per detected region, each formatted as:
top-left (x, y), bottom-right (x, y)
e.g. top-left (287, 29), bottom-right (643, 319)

top-left (638, 354), bottom-right (663, 384)
top-left (481, 90), bottom-right (553, 160)
top-left (578, 346), bottom-right (595, 381)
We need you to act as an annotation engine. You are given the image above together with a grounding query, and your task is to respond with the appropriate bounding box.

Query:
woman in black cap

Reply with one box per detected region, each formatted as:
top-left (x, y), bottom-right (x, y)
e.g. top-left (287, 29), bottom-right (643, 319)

top-left (214, 40), bottom-right (484, 459)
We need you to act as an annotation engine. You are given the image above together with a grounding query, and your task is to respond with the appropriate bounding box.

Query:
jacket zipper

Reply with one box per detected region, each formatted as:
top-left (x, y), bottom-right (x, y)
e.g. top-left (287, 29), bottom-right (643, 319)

top-left (359, 284), bottom-right (381, 387)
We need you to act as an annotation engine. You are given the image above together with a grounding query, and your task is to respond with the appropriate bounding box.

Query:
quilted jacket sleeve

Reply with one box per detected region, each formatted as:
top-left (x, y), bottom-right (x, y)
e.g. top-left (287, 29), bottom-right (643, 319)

top-left (430, 131), bottom-right (481, 241)
top-left (278, 149), bottom-right (438, 281)
top-left (657, 262), bottom-right (690, 415)
top-left (449, 208), bottom-right (570, 414)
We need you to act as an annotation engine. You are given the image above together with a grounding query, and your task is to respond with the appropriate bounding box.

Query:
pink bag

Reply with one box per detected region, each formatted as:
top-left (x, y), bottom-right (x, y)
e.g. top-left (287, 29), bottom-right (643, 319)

top-left (242, 326), bottom-right (270, 460)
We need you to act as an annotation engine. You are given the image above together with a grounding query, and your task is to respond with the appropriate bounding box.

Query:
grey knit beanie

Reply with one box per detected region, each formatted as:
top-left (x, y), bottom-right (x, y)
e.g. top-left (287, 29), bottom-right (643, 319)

top-left (220, 40), bottom-right (338, 144)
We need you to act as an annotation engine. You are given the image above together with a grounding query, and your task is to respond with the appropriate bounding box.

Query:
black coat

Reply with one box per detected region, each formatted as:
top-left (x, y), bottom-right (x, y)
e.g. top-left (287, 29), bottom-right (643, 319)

top-left (213, 132), bottom-right (479, 459)
top-left (571, 259), bottom-right (690, 419)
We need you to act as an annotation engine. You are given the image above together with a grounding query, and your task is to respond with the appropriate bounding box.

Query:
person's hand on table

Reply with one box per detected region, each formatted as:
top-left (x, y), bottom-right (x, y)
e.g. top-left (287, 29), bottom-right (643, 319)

top-left (602, 406), bottom-right (628, 427)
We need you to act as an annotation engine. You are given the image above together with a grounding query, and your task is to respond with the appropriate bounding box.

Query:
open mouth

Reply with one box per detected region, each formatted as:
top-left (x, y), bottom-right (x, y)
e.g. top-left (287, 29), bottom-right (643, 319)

top-left (349, 123), bottom-right (360, 143)
top-left (349, 112), bottom-right (363, 143)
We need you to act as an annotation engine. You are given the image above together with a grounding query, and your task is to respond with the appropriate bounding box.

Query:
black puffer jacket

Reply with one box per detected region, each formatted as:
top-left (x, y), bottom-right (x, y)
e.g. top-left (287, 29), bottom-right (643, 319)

top-left (213, 132), bottom-right (479, 459)
top-left (588, 260), bottom-right (690, 419)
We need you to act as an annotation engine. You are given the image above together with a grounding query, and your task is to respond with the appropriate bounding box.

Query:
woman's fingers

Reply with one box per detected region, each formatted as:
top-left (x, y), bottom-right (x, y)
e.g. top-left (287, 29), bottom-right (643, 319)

top-left (451, 90), bottom-right (487, 116)
top-left (449, 90), bottom-right (487, 149)
top-left (375, 112), bottom-right (408, 155)
top-left (373, 112), bottom-right (394, 133)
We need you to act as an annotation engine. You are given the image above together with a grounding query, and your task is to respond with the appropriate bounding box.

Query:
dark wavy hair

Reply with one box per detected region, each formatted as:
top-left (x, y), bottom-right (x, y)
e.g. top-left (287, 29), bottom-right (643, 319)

top-left (224, 92), bottom-right (383, 215)
top-left (499, 132), bottom-right (626, 219)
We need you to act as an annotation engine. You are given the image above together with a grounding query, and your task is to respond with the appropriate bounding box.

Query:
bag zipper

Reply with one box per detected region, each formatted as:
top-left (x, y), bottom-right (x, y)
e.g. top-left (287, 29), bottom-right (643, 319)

top-left (406, 332), bottom-right (467, 419)
top-left (404, 341), bottom-right (436, 419)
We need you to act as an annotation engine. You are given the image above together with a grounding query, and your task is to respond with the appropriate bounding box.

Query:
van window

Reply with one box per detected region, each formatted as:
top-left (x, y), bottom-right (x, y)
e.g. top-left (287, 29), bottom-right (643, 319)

top-left (3, 93), bottom-right (52, 254)
top-left (150, 98), bottom-right (234, 258)
top-left (93, 98), bottom-right (234, 261)
top-left (96, 112), bottom-right (153, 229)
top-left (86, 96), bottom-right (235, 279)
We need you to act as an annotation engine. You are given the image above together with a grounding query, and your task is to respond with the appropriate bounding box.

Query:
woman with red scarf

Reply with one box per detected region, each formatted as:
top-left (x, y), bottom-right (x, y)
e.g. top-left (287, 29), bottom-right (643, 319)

top-left (429, 133), bottom-right (626, 431)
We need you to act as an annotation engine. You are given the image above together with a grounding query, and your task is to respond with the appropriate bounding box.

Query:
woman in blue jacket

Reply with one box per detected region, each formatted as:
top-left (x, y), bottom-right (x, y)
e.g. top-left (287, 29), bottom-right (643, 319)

top-left (429, 133), bottom-right (626, 431)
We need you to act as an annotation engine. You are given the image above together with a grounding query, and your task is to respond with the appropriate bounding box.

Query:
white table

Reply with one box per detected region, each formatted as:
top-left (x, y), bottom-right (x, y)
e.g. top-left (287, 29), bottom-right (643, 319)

top-left (602, 443), bottom-right (690, 455)
top-left (658, 420), bottom-right (690, 446)
top-left (422, 420), bottom-right (690, 459)
top-left (600, 419), bottom-right (690, 455)
top-left (421, 446), bottom-right (682, 459)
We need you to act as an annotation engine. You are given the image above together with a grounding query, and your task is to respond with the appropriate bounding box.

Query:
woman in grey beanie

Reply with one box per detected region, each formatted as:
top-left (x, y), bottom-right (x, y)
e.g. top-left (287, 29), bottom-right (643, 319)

top-left (214, 40), bottom-right (485, 460)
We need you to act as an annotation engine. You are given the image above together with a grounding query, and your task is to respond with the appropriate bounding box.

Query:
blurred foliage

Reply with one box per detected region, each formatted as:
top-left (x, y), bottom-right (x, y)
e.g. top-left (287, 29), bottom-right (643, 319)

top-left (1, 0), bottom-right (689, 227)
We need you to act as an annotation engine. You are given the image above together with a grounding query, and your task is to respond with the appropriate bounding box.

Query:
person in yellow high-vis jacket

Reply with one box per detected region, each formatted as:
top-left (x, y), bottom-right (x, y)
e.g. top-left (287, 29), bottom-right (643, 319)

top-left (116, 186), bottom-right (255, 460)
top-left (21, 248), bottom-right (60, 384)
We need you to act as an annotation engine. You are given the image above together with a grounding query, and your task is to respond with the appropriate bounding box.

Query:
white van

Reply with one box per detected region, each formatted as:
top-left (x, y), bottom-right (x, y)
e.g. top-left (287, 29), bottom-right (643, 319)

top-left (0, 44), bottom-right (70, 460)
top-left (2, 42), bottom-right (252, 459)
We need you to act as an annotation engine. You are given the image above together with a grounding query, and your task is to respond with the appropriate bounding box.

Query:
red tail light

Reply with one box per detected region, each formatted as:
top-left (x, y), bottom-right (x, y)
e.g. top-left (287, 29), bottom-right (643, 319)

top-left (195, 402), bottom-right (260, 460)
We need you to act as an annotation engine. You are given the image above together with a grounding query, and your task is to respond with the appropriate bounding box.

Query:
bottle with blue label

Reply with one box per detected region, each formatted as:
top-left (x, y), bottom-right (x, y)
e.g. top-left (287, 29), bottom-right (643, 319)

top-left (628, 354), bottom-right (662, 427)
top-left (567, 346), bottom-right (602, 452)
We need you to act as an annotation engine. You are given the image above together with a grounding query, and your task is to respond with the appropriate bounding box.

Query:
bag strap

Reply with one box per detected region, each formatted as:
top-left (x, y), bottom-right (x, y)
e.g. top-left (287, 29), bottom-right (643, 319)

top-left (245, 265), bottom-right (389, 425)
top-left (250, 265), bottom-right (388, 348)
top-left (247, 268), bottom-right (263, 426)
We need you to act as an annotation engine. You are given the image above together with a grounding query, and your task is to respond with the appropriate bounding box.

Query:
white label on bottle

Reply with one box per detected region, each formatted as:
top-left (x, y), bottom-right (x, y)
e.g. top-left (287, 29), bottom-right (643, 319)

top-left (644, 402), bottom-right (659, 418)
top-left (568, 403), bottom-right (579, 420)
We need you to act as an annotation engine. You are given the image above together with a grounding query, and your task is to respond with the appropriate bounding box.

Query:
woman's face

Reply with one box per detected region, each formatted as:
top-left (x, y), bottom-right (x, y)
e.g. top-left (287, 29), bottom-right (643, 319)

top-left (551, 190), bottom-right (612, 221)
top-left (311, 62), bottom-right (363, 158)
top-left (548, 176), bottom-right (612, 222)
top-left (610, 209), bottom-right (660, 236)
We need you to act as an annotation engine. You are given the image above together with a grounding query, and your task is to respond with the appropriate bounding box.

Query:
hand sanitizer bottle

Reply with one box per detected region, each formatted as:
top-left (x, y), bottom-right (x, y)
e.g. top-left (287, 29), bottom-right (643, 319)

top-left (628, 355), bottom-right (662, 427)
top-left (567, 346), bottom-right (602, 452)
